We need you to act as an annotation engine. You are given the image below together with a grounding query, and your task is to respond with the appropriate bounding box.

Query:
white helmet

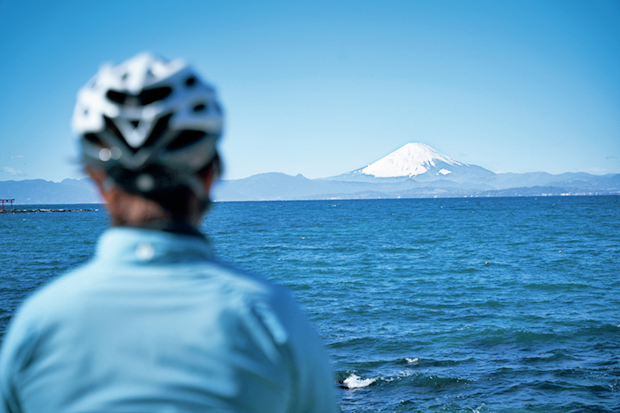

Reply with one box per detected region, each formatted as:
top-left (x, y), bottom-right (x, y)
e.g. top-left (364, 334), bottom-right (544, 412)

top-left (72, 52), bottom-right (223, 198)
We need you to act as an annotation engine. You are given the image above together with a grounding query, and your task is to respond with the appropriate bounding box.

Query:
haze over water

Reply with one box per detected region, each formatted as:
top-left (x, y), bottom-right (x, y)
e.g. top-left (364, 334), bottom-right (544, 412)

top-left (1, 196), bottom-right (619, 412)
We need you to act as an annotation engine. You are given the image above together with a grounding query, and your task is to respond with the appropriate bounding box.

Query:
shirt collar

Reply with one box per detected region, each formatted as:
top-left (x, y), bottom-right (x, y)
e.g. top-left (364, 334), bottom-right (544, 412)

top-left (94, 227), bottom-right (215, 265)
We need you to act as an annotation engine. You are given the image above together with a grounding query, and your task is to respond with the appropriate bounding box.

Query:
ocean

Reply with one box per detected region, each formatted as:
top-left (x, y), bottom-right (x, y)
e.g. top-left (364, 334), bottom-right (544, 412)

top-left (1, 196), bottom-right (618, 412)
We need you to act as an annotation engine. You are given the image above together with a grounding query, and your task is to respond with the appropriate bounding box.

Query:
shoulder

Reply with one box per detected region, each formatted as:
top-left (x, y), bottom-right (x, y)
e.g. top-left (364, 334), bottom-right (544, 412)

top-left (16, 261), bottom-right (103, 321)
top-left (0, 262), bottom-right (97, 358)
top-left (0, 263), bottom-right (95, 383)
top-left (203, 260), bottom-right (294, 308)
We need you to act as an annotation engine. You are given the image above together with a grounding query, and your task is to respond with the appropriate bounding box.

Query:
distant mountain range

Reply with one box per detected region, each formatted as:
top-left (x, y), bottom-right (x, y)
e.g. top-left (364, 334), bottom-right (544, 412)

top-left (0, 178), bottom-right (100, 205)
top-left (1, 143), bottom-right (618, 204)
top-left (212, 143), bottom-right (620, 201)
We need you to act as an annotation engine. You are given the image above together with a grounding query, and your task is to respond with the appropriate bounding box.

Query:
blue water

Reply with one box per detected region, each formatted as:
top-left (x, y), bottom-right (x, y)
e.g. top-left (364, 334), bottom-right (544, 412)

top-left (1, 197), bottom-right (619, 412)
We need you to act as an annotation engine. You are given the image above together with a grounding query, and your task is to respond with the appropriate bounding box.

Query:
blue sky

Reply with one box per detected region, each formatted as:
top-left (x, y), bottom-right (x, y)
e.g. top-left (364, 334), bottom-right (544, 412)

top-left (1, 0), bottom-right (619, 182)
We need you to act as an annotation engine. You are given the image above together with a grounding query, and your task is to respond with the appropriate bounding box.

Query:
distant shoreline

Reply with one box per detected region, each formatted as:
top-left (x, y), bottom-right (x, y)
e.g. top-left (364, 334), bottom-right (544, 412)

top-left (0, 208), bottom-right (99, 214)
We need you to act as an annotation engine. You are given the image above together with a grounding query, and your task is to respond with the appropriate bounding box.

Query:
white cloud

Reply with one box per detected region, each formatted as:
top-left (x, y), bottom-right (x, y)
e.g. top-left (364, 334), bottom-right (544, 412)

top-left (10, 155), bottom-right (25, 160)
top-left (1, 166), bottom-right (25, 176)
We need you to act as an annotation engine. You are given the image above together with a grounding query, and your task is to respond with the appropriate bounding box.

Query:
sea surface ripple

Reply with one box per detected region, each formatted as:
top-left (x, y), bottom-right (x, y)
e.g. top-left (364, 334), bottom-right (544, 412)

top-left (1, 196), bottom-right (619, 412)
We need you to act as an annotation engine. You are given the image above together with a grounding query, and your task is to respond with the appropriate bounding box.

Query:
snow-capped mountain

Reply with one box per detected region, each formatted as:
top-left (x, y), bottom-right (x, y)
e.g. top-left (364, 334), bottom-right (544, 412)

top-left (357, 143), bottom-right (464, 178)
top-left (331, 142), bottom-right (494, 183)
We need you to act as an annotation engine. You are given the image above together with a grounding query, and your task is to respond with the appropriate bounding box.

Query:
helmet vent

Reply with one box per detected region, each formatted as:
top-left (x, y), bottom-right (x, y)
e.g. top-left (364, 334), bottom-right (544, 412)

top-left (193, 103), bottom-right (206, 112)
top-left (105, 87), bottom-right (171, 106)
top-left (103, 116), bottom-right (124, 140)
top-left (107, 90), bottom-right (127, 104)
top-left (103, 116), bottom-right (139, 153)
top-left (167, 130), bottom-right (207, 151)
top-left (185, 76), bottom-right (196, 87)
top-left (83, 133), bottom-right (103, 146)
top-left (142, 114), bottom-right (173, 149)
top-left (139, 87), bottom-right (172, 105)
top-left (130, 120), bottom-right (140, 128)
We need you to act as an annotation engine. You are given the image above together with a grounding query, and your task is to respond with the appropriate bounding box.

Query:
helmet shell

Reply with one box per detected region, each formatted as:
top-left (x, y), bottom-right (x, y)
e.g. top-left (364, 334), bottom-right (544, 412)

top-left (72, 53), bottom-right (223, 194)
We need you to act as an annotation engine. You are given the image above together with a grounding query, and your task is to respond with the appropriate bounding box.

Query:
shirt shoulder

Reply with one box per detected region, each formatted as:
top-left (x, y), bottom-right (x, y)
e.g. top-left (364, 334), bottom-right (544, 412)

top-left (0, 234), bottom-right (340, 413)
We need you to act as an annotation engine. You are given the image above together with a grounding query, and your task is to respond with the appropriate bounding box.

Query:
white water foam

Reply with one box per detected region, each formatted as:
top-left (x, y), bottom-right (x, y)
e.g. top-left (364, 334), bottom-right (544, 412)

top-left (470, 403), bottom-right (486, 412)
top-left (343, 374), bottom-right (377, 389)
top-left (406, 357), bottom-right (419, 364)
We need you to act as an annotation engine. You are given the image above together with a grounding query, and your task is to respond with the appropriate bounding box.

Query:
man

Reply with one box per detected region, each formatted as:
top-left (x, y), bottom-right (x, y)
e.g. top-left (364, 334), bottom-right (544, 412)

top-left (0, 53), bottom-right (339, 412)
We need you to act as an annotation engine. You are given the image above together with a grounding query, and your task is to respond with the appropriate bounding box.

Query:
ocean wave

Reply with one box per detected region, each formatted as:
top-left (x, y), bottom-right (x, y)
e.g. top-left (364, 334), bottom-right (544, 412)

top-left (412, 374), bottom-right (474, 388)
top-left (338, 367), bottom-right (473, 392)
top-left (340, 373), bottom-right (377, 389)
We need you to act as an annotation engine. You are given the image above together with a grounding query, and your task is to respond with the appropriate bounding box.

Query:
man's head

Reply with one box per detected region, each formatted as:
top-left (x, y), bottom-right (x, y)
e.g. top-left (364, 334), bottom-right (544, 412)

top-left (72, 53), bottom-right (223, 226)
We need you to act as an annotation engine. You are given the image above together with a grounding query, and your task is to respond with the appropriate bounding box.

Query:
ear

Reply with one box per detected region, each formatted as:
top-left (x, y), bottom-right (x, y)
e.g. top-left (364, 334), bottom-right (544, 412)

top-left (200, 164), bottom-right (218, 196)
top-left (85, 167), bottom-right (114, 204)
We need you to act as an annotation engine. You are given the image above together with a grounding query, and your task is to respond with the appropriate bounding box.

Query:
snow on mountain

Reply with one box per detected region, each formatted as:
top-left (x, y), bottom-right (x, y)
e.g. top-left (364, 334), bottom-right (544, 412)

top-left (357, 143), bottom-right (464, 178)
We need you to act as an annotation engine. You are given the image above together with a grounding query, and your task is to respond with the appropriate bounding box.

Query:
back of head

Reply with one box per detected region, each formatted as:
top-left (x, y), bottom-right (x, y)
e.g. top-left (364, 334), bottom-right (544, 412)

top-left (72, 53), bottom-right (223, 223)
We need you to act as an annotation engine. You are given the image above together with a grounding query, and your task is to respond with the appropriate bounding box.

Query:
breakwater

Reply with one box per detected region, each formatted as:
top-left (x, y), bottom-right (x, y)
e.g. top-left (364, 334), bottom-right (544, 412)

top-left (0, 208), bottom-right (98, 213)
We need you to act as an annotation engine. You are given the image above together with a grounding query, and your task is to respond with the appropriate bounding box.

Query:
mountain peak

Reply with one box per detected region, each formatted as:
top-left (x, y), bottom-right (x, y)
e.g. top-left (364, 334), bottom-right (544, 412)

top-left (359, 143), bottom-right (464, 178)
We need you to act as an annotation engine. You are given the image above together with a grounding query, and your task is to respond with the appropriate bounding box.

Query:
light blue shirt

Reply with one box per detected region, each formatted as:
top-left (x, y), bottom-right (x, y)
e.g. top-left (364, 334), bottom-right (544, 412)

top-left (0, 228), bottom-right (339, 412)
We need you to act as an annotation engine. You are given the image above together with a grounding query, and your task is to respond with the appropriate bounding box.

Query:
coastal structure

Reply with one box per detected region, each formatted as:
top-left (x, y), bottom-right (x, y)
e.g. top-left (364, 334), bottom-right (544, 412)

top-left (0, 199), bottom-right (15, 212)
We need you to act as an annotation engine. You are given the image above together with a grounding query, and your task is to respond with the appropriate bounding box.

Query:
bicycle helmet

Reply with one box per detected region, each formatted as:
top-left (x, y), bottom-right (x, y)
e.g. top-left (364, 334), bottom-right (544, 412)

top-left (71, 52), bottom-right (223, 202)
